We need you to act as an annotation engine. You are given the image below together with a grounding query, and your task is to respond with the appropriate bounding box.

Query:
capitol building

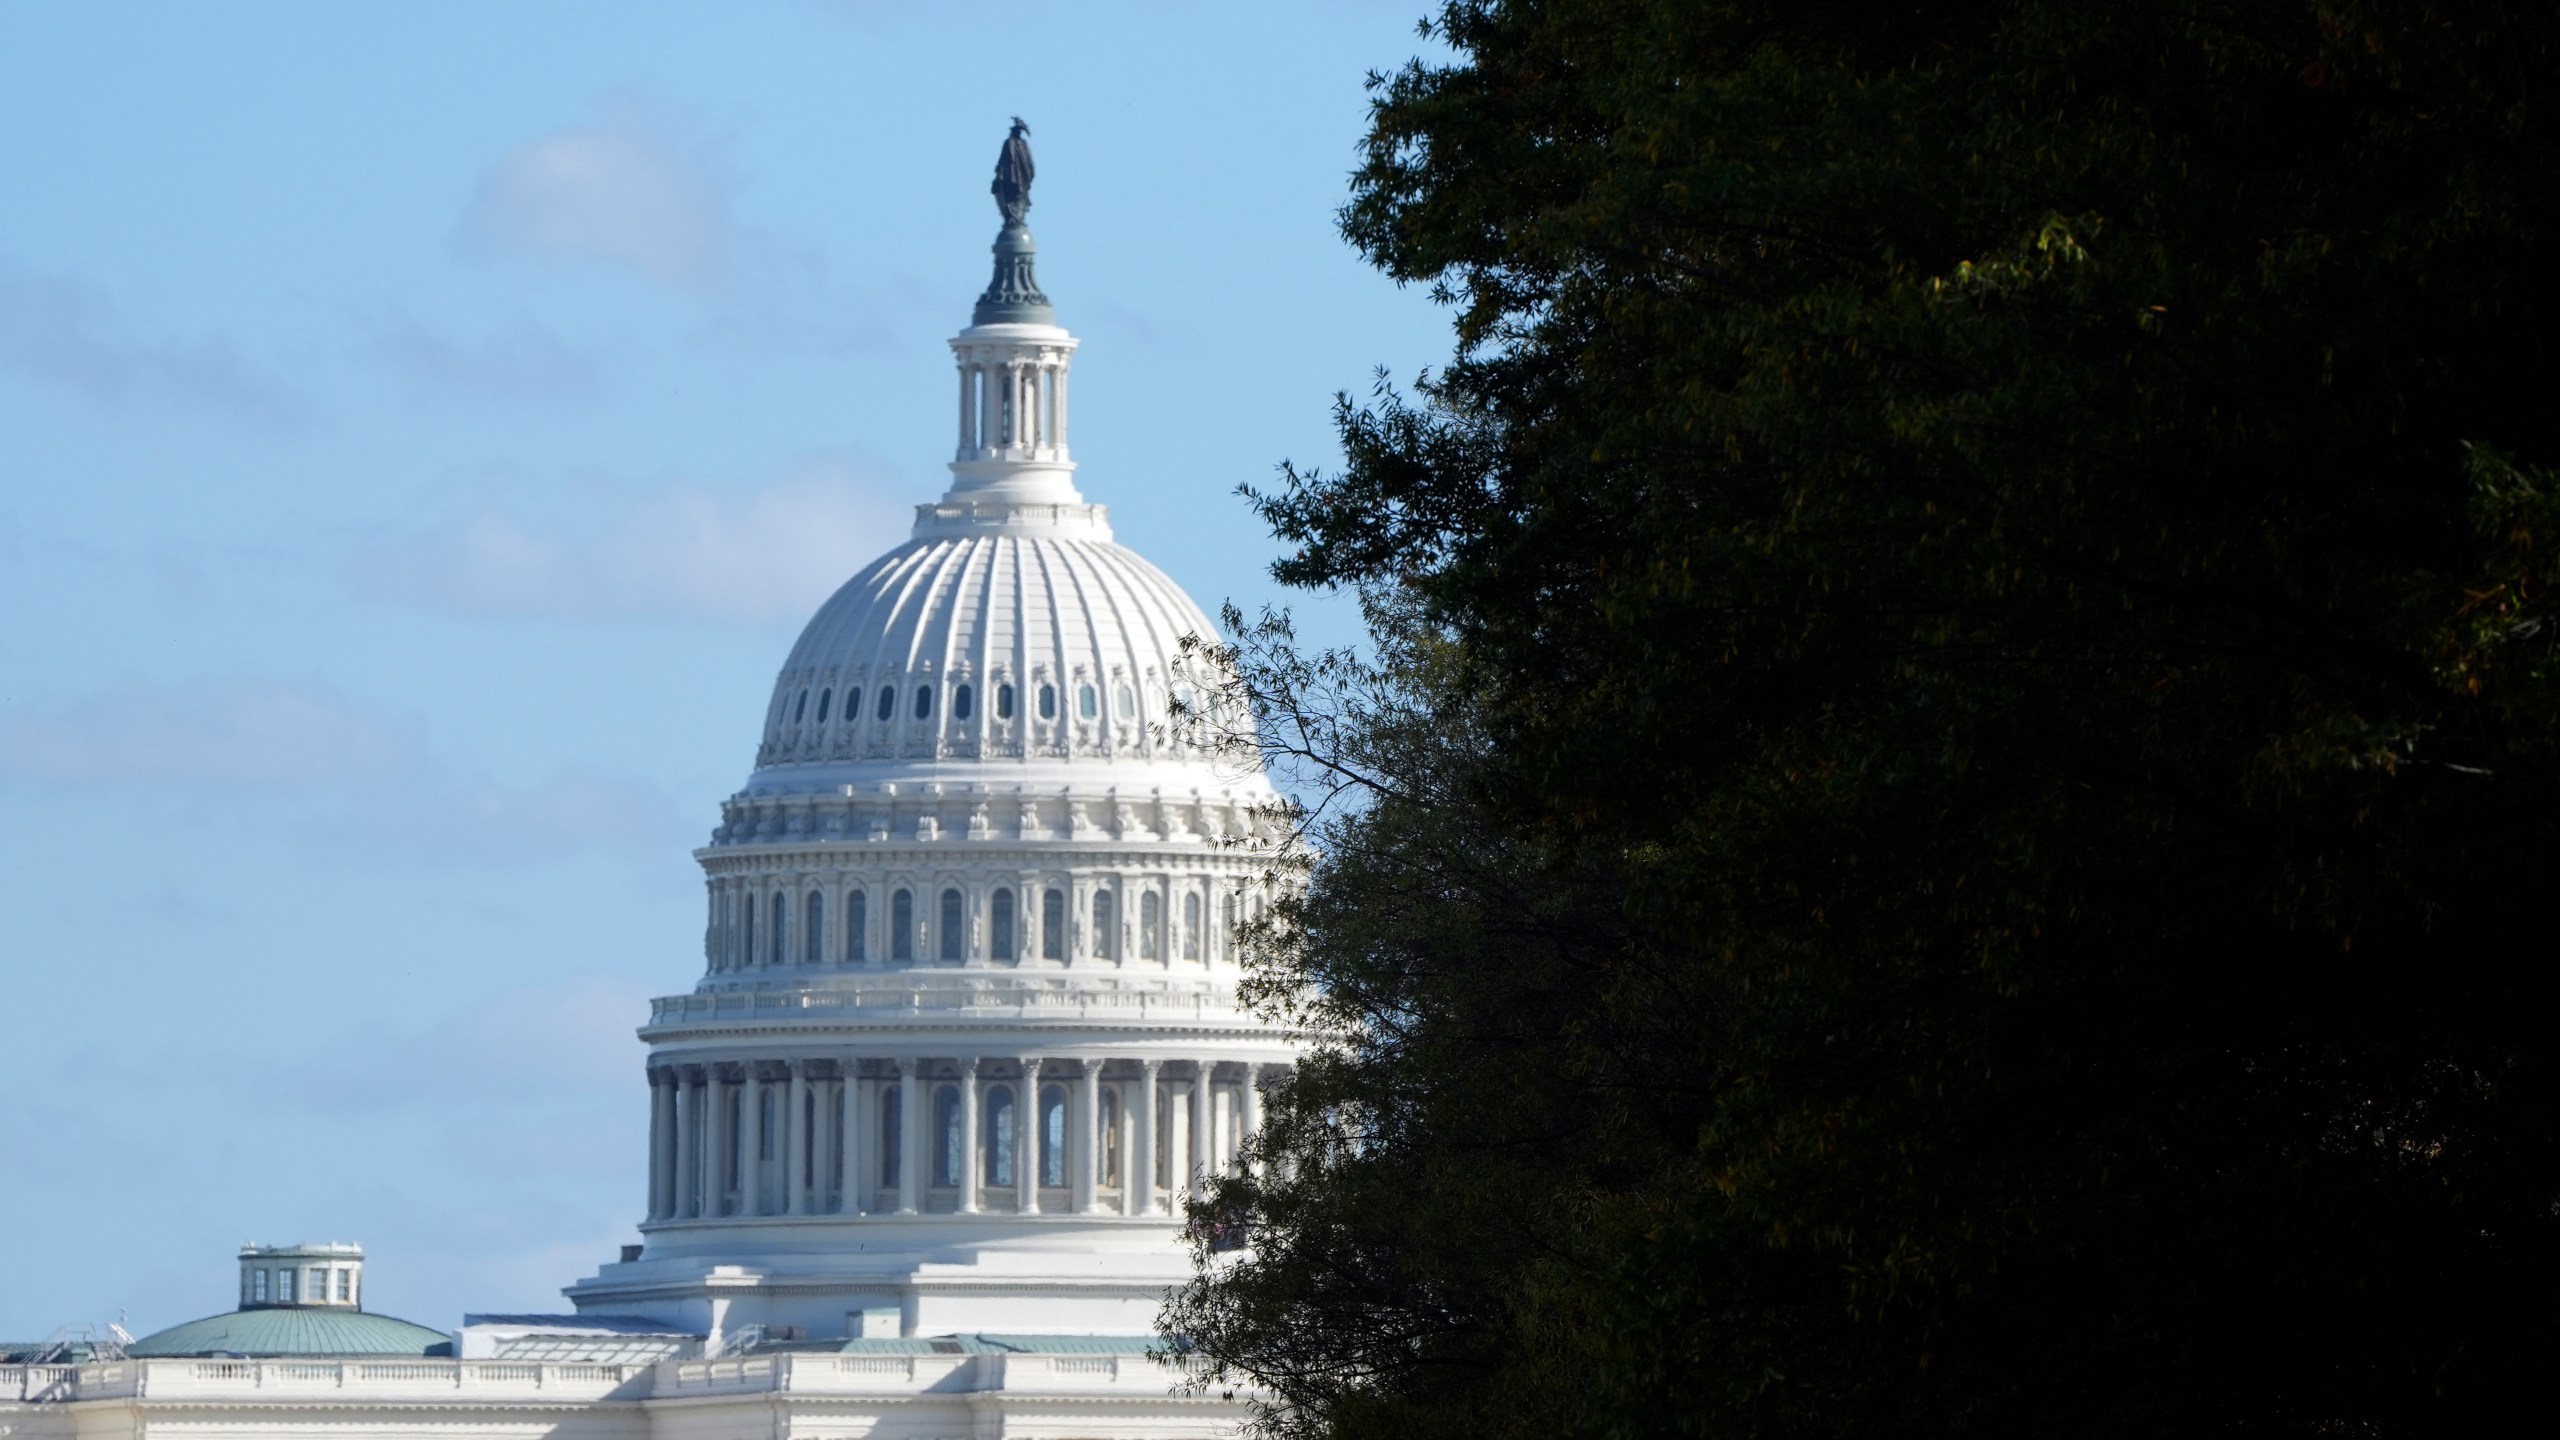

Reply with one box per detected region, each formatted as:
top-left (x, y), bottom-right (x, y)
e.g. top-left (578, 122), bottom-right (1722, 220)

top-left (3, 129), bottom-right (1302, 1440)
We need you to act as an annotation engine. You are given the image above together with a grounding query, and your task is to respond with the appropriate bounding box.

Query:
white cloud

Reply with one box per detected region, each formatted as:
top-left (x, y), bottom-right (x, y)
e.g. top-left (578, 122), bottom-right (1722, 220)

top-left (0, 677), bottom-right (687, 864)
top-left (0, 257), bottom-right (303, 425)
top-left (371, 313), bottom-right (596, 401)
top-left (344, 457), bottom-right (909, 627)
top-left (455, 115), bottom-right (732, 291)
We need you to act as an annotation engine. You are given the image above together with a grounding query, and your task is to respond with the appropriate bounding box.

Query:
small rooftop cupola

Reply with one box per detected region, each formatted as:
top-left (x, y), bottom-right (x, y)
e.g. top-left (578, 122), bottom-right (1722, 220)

top-left (238, 1241), bottom-right (364, 1310)
top-left (930, 117), bottom-right (1105, 538)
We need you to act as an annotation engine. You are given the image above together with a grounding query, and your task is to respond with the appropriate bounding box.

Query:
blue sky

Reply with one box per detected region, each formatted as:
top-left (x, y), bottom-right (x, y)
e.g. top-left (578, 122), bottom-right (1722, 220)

top-left (0, 2), bottom-right (1449, 1340)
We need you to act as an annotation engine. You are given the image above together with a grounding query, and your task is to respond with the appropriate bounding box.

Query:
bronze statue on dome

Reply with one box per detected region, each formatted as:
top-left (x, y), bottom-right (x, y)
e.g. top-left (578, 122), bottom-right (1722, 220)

top-left (993, 117), bottom-right (1034, 225)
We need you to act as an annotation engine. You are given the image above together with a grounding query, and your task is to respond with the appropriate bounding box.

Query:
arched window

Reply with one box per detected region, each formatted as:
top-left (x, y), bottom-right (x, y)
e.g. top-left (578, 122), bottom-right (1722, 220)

top-left (892, 888), bottom-right (915, 961)
top-left (1141, 891), bottom-right (1162, 960)
top-left (742, 897), bottom-right (756, 967)
top-left (1038, 683), bottom-right (1057, 720)
top-left (1222, 892), bottom-right (1239, 960)
top-left (990, 887), bottom-right (1015, 961)
top-left (847, 889), bottom-right (868, 962)
top-left (816, 688), bottom-right (832, 723)
top-left (985, 1084), bottom-right (1017, 1186)
top-left (876, 686), bottom-right (896, 721)
top-left (793, 689), bottom-right (808, 722)
top-left (953, 684), bottom-right (973, 721)
top-left (806, 891), bottom-right (824, 964)
top-left (1040, 1084), bottom-right (1067, 1186)
top-left (759, 1086), bottom-right (778, 1162)
top-left (997, 683), bottom-right (1015, 720)
top-left (880, 1084), bottom-right (902, 1188)
top-left (846, 686), bottom-right (863, 722)
top-left (1115, 683), bottom-right (1135, 719)
top-left (933, 1084), bottom-right (962, 1186)
top-left (1078, 684), bottom-right (1098, 719)
top-left (770, 892), bottom-right (788, 966)
top-left (1183, 892), bottom-right (1202, 961)
top-left (940, 888), bottom-right (964, 961)
top-left (1099, 1086), bottom-right (1122, 1187)
top-left (1092, 889), bottom-right (1117, 960)
top-left (913, 685), bottom-right (933, 720)
top-left (1042, 888), bottom-right (1065, 960)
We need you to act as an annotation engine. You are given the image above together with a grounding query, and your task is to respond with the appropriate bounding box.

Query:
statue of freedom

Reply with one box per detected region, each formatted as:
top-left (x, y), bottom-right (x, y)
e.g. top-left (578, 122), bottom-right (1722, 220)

top-left (993, 117), bottom-right (1034, 225)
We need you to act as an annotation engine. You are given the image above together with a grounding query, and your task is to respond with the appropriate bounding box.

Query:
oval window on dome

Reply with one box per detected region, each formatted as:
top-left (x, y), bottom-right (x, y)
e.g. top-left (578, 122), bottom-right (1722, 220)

top-left (1115, 683), bottom-right (1135, 720)
top-left (1078, 684), bottom-right (1098, 720)
top-left (996, 683), bottom-right (1015, 721)
top-left (1038, 684), bottom-right (1057, 720)
top-left (953, 684), bottom-right (973, 721)
top-left (876, 686), bottom-right (896, 722)
top-left (913, 686), bottom-right (933, 721)
top-left (793, 689), bottom-right (809, 723)
top-left (816, 688), bottom-right (832, 723)
top-left (846, 686), bottom-right (862, 723)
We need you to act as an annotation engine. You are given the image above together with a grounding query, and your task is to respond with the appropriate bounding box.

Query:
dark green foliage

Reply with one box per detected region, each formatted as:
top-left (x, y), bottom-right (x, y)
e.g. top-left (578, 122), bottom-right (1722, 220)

top-left (1164, 2), bottom-right (2560, 1436)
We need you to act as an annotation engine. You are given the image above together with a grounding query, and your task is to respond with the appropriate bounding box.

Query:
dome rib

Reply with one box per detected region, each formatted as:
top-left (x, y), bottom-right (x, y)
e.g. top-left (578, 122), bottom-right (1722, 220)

top-left (747, 522), bottom-right (1234, 792)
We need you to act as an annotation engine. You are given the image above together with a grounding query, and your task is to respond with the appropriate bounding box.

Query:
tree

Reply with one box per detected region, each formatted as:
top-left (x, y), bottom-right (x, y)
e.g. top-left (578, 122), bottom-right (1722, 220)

top-left (1166, 2), bottom-right (2560, 1436)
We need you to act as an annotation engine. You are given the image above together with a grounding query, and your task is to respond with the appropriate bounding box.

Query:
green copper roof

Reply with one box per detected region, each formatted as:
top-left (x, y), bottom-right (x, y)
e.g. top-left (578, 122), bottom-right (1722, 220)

top-left (128, 1308), bottom-right (451, 1358)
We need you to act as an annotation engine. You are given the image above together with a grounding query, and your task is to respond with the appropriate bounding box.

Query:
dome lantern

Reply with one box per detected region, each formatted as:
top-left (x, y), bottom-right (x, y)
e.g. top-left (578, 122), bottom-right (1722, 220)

top-left (943, 117), bottom-right (1086, 517)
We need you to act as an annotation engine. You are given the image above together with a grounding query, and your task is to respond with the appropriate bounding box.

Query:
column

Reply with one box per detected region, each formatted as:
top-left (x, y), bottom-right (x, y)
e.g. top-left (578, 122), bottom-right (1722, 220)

top-left (785, 1063), bottom-right (810, 1216)
top-left (1238, 1064), bottom-right (1263, 1177)
top-left (1168, 1078), bottom-right (1191, 1203)
top-left (1075, 1059), bottom-right (1103, 1214)
top-left (704, 1068), bottom-right (730, 1217)
top-left (674, 1070), bottom-right (700, 1219)
top-left (957, 1058), bottom-right (982, 1214)
top-left (1189, 1061), bottom-right (1215, 1199)
top-left (957, 363), bottom-right (973, 452)
top-left (1016, 1057), bottom-right (1042, 1213)
top-left (1128, 1059), bottom-right (1161, 1217)
top-left (1055, 364), bottom-right (1068, 448)
top-left (896, 1058), bottom-right (922, 1215)
top-left (647, 1071), bottom-right (674, 1220)
top-left (839, 1059), bottom-right (864, 1214)
top-left (814, 1072), bottom-right (838, 1213)
top-left (738, 1068), bottom-right (765, 1217)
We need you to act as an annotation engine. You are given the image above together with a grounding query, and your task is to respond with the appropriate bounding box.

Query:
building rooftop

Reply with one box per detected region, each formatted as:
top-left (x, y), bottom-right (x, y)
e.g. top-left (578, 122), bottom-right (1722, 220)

top-left (126, 1307), bottom-right (451, 1358)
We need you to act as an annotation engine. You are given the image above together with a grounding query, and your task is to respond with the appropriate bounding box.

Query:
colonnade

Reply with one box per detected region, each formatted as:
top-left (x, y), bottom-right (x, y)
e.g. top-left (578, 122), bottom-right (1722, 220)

top-left (645, 1056), bottom-right (1269, 1224)
top-left (956, 353), bottom-right (1067, 457)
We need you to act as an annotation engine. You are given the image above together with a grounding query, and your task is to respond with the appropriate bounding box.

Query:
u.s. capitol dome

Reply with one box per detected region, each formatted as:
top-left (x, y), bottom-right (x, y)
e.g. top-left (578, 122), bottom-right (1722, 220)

top-left (562, 126), bottom-right (1303, 1352)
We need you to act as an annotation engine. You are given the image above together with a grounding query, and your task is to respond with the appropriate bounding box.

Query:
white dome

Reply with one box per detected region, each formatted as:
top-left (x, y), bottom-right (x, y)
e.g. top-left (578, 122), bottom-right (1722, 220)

top-left (747, 505), bottom-right (1236, 789)
top-left (592, 175), bottom-right (1303, 1353)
